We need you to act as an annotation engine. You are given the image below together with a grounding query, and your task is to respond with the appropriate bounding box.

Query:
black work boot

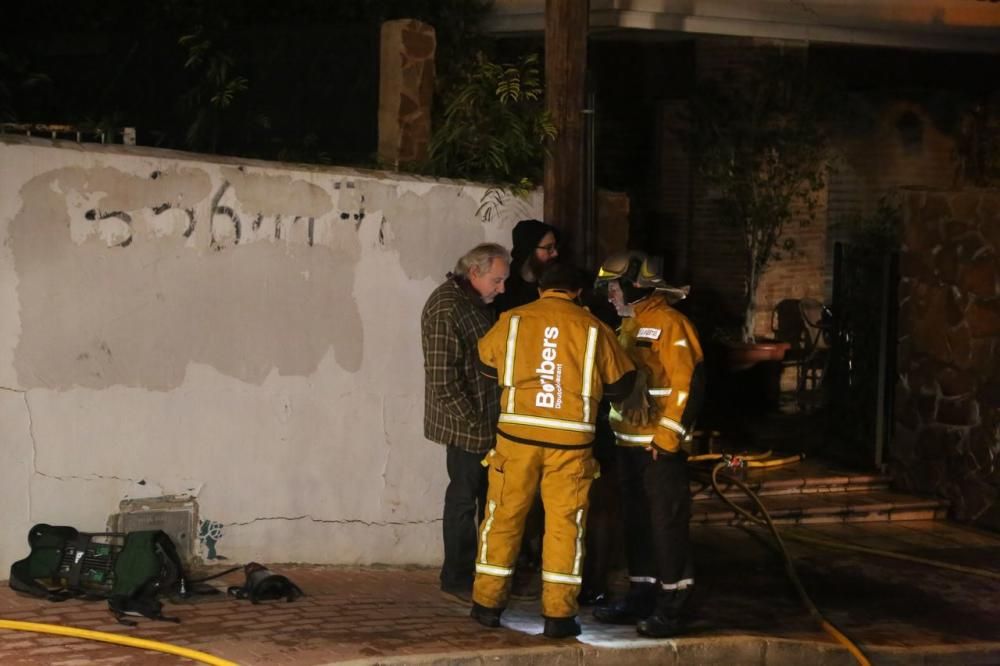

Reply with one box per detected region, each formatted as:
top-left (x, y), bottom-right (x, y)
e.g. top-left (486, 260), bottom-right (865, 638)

top-left (577, 588), bottom-right (608, 606)
top-left (636, 613), bottom-right (681, 638)
top-left (439, 583), bottom-right (473, 604)
top-left (543, 616), bottom-right (581, 638)
top-left (592, 584), bottom-right (656, 625)
top-left (470, 602), bottom-right (503, 628)
top-left (637, 586), bottom-right (689, 637)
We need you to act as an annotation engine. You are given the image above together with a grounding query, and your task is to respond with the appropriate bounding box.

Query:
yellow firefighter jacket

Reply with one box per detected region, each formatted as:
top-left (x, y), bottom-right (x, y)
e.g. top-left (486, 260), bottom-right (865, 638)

top-left (610, 292), bottom-right (704, 452)
top-left (479, 290), bottom-right (636, 447)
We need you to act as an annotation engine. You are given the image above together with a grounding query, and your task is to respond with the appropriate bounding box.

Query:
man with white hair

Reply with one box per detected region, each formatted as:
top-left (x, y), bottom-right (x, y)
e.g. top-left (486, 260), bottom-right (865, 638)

top-left (422, 243), bottom-right (511, 603)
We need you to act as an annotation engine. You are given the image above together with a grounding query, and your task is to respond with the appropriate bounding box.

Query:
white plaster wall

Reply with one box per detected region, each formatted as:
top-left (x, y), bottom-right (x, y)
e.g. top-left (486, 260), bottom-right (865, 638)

top-left (0, 136), bottom-right (542, 571)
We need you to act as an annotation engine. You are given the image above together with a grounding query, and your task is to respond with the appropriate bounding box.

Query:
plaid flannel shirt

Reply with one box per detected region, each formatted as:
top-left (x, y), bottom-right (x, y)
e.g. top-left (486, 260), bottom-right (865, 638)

top-left (421, 276), bottom-right (501, 453)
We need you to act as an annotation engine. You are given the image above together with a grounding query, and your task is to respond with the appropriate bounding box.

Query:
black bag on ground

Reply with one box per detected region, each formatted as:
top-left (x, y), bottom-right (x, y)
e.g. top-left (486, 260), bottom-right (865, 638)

top-left (227, 562), bottom-right (303, 603)
top-left (108, 529), bottom-right (187, 624)
top-left (9, 523), bottom-right (188, 624)
top-left (9, 524), bottom-right (120, 601)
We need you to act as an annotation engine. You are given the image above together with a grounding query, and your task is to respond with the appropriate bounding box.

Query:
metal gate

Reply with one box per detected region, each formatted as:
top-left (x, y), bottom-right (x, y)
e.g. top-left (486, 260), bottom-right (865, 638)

top-left (825, 242), bottom-right (899, 470)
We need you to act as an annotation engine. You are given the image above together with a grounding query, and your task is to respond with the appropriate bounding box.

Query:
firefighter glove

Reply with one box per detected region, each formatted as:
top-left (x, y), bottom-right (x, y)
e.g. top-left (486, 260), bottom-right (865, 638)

top-left (621, 368), bottom-right (659, 426)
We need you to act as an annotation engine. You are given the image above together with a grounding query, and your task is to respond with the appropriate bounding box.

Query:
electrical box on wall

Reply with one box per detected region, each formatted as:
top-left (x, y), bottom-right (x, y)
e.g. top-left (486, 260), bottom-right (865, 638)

top-left (109, 495), bottom-right (199, 565)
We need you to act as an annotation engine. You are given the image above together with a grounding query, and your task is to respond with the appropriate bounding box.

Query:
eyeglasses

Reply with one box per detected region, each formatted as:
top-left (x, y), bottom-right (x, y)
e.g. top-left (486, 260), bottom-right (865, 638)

top-left (536, 243), bottom-right (558, 253)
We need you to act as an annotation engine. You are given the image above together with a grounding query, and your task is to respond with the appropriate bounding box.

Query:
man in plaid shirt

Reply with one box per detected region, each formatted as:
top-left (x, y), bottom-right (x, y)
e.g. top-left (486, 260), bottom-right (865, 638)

top-left (422, 243), bottom-right (510, 602)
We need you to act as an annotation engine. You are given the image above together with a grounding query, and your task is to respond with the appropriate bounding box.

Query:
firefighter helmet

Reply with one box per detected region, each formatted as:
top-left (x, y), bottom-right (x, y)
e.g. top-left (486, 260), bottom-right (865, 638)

top-left (595, 251), bottom-right (667, 289)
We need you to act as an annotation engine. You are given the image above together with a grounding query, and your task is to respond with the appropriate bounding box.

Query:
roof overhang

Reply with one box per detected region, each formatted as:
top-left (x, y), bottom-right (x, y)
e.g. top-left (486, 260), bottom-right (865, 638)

top-left (487, 0), bottom-right (1000, 53)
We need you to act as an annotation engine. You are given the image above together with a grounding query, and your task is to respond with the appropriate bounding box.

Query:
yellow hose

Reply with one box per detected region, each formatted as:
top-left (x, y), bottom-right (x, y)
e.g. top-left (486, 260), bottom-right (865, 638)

top-left (702, 457), bottom-right (1000, 581)
top-left (709, 462), bottom-right (873, 666)
top-left (0, 619), bottom-right (238, 666)
top-left (701, 450), bottom-right (1000, 663)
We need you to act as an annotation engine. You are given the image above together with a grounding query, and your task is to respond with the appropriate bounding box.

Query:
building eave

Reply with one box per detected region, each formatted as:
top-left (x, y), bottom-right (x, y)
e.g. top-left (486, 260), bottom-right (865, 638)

top-left (487, 1), bottom-right (1000, 53)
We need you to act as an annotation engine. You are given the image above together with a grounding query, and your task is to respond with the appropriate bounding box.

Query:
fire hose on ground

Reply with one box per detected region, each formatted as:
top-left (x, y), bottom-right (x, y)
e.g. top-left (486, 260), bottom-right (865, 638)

top-left (694, 451), bottom-right (872, 665)
top-left (0, 618), bottom-right (237, 665)
top-left (695, 450), bottom-right (1000, 666)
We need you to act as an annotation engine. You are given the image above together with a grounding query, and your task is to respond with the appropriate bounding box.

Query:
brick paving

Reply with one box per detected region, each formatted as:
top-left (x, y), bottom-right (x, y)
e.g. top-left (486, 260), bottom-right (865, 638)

top-left (2, 522), bottom-right (1000, 665)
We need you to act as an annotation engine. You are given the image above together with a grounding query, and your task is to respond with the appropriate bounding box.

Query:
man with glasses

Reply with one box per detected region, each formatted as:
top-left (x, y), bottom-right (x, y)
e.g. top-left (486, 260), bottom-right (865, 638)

top-left (493, 219), bottom-right (560, 315)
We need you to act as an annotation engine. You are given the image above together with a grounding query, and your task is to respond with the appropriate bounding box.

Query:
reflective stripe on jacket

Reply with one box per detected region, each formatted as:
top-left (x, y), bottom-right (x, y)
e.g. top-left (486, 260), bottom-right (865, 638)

top-left (610, 293), bottom-right (704, 452)
top-left (479, 291), bottom-right (635, 446)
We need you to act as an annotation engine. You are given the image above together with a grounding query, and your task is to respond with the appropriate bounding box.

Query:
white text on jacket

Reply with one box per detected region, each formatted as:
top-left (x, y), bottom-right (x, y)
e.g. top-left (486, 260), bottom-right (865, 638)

top-left (535, 326), bottom-right (564, 408)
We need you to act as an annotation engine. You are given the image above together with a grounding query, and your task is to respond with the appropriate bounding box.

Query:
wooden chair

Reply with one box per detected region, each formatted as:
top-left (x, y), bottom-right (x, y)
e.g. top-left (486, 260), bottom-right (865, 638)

top-left (796, 298), bottom-right (831, 394)
top-left (771, 298), bottom-right (830, 404)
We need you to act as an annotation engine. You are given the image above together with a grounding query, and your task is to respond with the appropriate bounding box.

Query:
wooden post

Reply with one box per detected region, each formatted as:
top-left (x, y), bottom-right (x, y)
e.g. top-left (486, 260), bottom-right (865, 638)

top-left (544, 0), bottom-right (589, 267)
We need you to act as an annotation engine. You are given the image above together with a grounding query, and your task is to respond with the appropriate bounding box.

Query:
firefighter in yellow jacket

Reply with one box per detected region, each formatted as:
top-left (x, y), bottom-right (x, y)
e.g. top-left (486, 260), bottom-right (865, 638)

top-left (470, 263), bottom-right (637, 639)
top-left (592, 251), bottom-right (705, 638)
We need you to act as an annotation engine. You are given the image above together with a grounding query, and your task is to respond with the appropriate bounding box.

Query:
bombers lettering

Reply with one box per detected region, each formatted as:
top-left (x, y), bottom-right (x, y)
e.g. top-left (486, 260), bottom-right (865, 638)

top-left (535, 326), bottom-right (564, 409)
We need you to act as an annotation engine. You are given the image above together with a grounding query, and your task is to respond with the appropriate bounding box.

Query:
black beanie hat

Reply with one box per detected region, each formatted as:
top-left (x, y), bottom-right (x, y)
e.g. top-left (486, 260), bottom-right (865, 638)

top-left (511, 219), bottom-right (560, 268)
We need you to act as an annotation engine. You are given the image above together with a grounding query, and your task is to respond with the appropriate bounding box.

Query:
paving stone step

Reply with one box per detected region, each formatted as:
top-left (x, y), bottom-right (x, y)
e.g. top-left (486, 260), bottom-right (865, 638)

top-left (691, 489), bottom-right (950, 526)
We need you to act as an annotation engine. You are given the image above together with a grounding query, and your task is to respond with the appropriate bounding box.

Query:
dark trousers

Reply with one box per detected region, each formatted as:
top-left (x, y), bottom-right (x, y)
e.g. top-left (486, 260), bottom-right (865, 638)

top-left (440, 446), bottom-right (488, 589)
top-left (617, 446), bottom-right (694, 617)
top-left (581, 425), bottom-right (623, 595)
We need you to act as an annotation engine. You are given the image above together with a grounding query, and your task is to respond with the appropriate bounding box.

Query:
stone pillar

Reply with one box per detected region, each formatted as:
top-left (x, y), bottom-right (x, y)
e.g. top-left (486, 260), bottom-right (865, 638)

top-left (378, 19), bottom-right (436, 169)
top-left (895, 188), bottom-right (1000, 527)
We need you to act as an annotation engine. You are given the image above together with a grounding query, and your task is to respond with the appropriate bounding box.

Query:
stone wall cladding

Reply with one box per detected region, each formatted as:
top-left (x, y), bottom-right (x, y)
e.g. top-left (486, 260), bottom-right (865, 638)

top-left (377, 19), bottom-right (436, 168)
top-left (896, 188), bottom-right (1000, 527)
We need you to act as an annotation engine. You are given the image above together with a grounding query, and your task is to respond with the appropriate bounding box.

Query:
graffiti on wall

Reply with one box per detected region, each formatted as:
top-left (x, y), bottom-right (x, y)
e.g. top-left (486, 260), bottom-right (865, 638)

top-left (198, 519), bottom-right (226, 560)
top-left (75, 174), bottom-right (366, 251)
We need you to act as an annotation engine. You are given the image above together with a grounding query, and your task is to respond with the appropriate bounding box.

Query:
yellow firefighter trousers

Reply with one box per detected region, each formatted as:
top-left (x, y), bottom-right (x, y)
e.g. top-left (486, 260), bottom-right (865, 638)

top-left (473, 433), bottom-right (599, 619)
